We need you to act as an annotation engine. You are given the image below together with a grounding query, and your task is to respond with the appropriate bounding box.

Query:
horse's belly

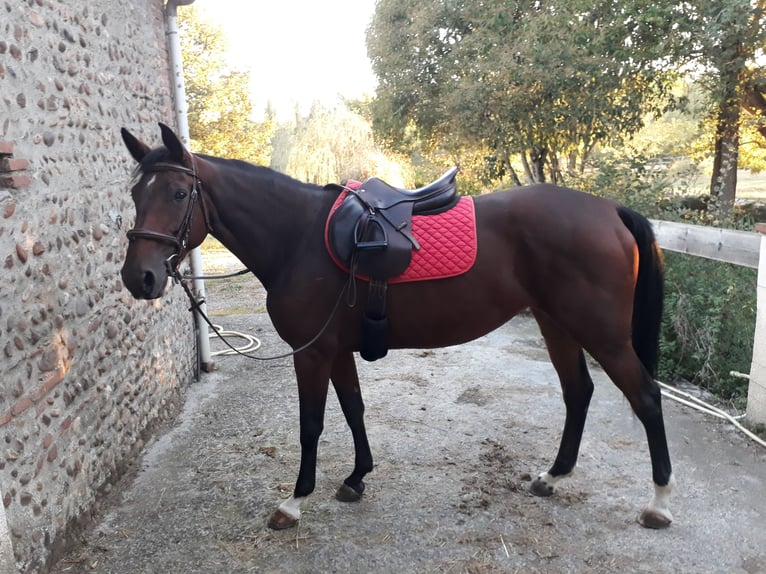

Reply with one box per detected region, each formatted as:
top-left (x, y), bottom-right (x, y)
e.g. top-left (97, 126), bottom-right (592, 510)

top-left (385, 279), bottom-right (528, 349)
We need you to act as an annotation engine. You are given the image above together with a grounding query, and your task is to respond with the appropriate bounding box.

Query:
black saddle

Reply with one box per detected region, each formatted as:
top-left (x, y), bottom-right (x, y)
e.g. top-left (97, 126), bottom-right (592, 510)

top-left (327, 167), bottom-right (459, 280)
top-left (359, 166), bottom-right (460, 213)
top-left (325, 167), bottom-right (459, 362)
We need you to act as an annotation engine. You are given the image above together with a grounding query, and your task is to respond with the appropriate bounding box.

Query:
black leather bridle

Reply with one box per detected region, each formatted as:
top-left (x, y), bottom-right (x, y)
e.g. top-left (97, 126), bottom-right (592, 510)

top-left (126, 159), bottom-right (211, 271)
top-left (125, 157), bottom-right (349, 361)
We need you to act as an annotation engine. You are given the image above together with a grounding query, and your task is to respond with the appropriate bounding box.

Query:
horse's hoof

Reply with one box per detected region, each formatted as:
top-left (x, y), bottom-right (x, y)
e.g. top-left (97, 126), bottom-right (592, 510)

top-left (529, 476), bottom-right (556, 497)
top-left (336, 481), bottom-right (365, 502)
top-left (267, 508), bottom-right (299, 530)
top-left (638, 508), bottom-right (673, 529)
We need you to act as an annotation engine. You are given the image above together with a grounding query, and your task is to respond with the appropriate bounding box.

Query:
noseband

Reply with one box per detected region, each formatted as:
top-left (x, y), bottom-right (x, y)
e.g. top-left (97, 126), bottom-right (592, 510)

top-left (126, 159), bottom-right (211, 270)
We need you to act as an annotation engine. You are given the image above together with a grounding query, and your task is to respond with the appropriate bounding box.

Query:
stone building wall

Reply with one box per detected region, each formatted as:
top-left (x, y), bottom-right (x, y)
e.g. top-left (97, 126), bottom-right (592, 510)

top-left (0, 1), bottom-right (196, 571)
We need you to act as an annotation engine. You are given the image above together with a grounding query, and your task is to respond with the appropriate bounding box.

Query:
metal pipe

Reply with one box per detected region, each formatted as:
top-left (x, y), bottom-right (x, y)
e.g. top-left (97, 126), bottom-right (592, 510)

top-left (165, 0), bottom-right (214, 373)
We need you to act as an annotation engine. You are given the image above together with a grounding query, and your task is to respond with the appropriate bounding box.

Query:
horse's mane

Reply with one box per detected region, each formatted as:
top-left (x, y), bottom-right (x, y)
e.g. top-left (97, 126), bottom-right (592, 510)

top-left (130, 148), bottom-right (311, 189)
top-left (200, 154), bottom-right (311, 188)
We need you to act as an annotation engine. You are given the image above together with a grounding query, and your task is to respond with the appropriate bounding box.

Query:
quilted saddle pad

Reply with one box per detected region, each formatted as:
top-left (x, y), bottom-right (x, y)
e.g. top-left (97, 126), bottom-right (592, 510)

top-left (324, 190), bottom-right (478, 284)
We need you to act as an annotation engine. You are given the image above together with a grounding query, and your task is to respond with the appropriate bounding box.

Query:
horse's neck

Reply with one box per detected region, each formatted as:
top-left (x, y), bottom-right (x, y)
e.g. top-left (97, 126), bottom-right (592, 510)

top-left (205, 165), bottom-right (330, 288)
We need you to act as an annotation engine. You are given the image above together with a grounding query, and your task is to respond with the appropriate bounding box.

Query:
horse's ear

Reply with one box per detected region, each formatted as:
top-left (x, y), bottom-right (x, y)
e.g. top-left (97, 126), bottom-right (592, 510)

top-left (158, 122), bottom-right (191, 166)
top-left (121, 128), bottom-right (151, 163)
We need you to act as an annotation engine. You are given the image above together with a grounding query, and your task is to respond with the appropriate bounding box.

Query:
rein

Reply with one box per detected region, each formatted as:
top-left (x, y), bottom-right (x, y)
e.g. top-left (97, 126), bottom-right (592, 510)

top-left (182, 268), bottom-right (250, 281)
top-left (173, 265), bottom-right (348, 361)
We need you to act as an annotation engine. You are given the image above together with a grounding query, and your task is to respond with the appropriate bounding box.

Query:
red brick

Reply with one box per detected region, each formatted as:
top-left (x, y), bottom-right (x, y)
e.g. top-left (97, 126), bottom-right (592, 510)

top-left (11, 396), bottom-right (33, 416)
top-left (756, 222), bottom-right (766, 235)
top-left (0, 141), bottom-right (12, 155)
top-left (33, 369), bottom-right (66, 401)
top-left (0, 158), bottom-right (29, 171)
top-left (0, 174), bottom-right (31, 189)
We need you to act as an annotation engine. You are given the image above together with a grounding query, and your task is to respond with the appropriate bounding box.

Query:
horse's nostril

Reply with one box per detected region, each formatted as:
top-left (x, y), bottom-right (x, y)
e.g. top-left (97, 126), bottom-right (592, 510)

top-left (142, 270), bottom-right (156, 297)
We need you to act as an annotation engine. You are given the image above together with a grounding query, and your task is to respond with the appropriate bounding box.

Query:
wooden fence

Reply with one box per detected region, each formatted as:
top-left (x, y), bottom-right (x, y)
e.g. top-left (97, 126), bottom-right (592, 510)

top-left (649, 219), bottom-right (766, 425)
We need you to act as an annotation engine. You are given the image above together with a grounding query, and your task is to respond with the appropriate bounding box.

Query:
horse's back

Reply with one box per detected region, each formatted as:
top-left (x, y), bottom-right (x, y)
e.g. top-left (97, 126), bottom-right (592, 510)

top-left (475, 183), bottom-right (623, 229)
top-left (385, 185), bottom-right (639, 349)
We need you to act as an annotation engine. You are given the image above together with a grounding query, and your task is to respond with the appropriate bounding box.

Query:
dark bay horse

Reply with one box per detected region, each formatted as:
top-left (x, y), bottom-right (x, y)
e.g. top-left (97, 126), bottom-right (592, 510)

top-left (119, 123), bottom-right (674, 530)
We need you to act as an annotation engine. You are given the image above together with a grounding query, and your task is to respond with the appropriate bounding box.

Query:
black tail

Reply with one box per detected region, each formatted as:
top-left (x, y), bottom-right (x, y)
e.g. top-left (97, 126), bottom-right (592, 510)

top-left (617, 207), bottom-right (664, 377)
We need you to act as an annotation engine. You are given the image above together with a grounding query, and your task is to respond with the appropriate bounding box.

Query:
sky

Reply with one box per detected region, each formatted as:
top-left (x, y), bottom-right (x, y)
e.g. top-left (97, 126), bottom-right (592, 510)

top-left (194, 0), bottom-right (379, 119)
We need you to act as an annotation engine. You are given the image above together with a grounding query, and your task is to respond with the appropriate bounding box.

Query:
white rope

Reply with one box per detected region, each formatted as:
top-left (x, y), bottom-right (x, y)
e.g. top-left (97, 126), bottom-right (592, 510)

top-left (658, 380), bottom-right (766, 449)
top-left (207, 324), bottom-right (262, 357)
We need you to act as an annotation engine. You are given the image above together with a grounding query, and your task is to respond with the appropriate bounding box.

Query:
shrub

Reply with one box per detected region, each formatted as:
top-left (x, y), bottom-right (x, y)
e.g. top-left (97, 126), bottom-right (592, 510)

top-left (659, 252), bottom-right (755, 401)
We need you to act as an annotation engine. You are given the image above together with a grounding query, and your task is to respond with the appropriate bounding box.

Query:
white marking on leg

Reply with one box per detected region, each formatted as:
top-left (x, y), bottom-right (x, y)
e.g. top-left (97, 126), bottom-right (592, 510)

top-left (646, 473), bottom-right (675, 521)
top-left (536, 470), bottom-right (573, 491)
top-left (277, 495), bottom-right (306, 521)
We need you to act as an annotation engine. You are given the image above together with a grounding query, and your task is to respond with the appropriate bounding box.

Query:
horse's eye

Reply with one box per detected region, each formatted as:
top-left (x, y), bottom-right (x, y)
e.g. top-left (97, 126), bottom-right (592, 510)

top-left (174, 189), bottom-right (187, 201)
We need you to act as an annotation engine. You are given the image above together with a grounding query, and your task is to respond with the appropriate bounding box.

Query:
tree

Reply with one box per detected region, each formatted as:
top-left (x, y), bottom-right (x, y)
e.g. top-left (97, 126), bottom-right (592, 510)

top-left (178, 7), bottom-right (274, 165)
top-left (282, 102), bottom-right (413, 186)
top-left (741, 71), bottom-right (766, 172)
top-left (368, 0), bottom-right (682, 184)
top-left (677, 1), bottom-right (766, 207)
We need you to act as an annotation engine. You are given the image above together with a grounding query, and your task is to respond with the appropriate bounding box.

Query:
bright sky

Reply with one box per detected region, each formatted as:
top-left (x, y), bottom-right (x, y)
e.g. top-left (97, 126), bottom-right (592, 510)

top-left (194, 0), bottom-right (379, 119)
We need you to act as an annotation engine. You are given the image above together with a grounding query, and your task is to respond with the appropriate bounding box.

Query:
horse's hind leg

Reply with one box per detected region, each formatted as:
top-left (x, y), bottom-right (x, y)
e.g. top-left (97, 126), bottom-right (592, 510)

top-left (593, 345), bottom-right (674, 529)
top-left (530, 310), bottom-right (594, 496)
top-left (330, 352), bottom-right (374, 502)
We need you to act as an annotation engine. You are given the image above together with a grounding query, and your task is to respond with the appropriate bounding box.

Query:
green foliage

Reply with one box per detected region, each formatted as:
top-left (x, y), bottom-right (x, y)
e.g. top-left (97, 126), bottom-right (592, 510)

top-left (178, 7), bottom-right (274, 165)
top-left (275, 102), bottom-right (415, 186)
top-left (669, 1), bottom-right (766, 203)
top-left (368, 0), bottom-right (682, 182)
top-left (575, 155), bottom-right (673, 216)
top-left (368, 0), bottom-right (766, 203)
top-left (659, 252), bottom-right (756, 401)
top-left (739, 68), bottom-right (766, 173)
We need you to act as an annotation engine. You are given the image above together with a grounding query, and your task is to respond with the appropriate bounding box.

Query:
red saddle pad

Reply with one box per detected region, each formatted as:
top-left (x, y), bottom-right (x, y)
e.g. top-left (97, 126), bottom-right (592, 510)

top-left (324, 190), bottom-right (477, 284)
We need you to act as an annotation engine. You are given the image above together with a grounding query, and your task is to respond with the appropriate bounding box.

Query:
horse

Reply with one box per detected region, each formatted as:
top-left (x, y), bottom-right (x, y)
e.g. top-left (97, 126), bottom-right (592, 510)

top-left (119, 123), bottom-right (674, 531)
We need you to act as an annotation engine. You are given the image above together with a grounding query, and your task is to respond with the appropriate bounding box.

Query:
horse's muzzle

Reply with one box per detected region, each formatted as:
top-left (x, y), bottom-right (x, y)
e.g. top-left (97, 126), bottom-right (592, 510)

top-left (121, 259), bottom-right (169, 300)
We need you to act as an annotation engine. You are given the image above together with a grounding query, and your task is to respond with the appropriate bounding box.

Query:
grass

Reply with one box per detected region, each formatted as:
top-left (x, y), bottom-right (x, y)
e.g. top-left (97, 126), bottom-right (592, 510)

top-left (204, 275), bottom-right (266, 317)
top-left (201, 236), bottom-right (229, 255)
top-left (735, 171), bottom-right (766, 200)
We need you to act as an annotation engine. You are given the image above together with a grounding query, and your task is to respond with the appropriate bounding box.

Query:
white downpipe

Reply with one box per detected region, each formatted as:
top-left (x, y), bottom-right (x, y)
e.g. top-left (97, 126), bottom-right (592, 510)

top-left (165, 0), bottom-right (213, 372)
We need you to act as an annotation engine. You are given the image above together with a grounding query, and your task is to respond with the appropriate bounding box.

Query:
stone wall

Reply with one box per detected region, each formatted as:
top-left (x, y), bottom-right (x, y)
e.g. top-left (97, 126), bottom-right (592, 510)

top-left (0, 1), bottom-right (196, 571)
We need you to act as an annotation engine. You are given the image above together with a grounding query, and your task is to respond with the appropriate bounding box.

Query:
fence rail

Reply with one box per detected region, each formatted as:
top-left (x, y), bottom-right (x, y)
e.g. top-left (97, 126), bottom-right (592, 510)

top-left (649, 219), bottom-right (766, 425)
top-left (649, 219), bottom-right (762, 269)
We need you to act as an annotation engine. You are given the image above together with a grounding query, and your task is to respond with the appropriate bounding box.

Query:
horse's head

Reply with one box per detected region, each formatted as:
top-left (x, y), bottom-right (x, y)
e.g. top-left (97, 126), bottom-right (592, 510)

top-left (120, 123), bottom-right (210, 299)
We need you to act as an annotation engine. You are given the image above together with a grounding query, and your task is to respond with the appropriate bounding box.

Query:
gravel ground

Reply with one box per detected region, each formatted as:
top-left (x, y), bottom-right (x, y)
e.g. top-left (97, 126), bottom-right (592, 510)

top-left (51, 262), bottom-right (766, 574)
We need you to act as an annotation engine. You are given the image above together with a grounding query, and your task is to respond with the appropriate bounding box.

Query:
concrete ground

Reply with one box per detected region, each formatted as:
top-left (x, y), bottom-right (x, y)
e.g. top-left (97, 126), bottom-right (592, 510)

top-left (50, 306), bottom-right (766, 574)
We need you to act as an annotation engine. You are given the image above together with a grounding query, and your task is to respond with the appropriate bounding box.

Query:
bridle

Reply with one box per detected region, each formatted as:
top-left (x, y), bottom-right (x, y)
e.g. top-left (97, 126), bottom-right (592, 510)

top-left (126, 158), bottom-right (211, 272)
top-left (124, 156), bottom-right (348, 361)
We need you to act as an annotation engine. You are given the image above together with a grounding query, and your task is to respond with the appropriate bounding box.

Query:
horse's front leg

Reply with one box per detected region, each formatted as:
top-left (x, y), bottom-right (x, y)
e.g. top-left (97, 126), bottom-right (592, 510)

top-left (330, 352), bottom-right (374, 502)
top-left (268, 350), bottom-right (331, 530)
